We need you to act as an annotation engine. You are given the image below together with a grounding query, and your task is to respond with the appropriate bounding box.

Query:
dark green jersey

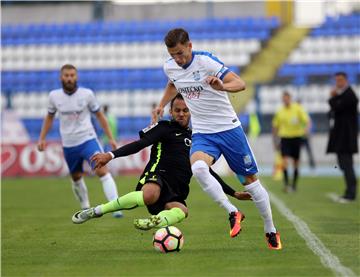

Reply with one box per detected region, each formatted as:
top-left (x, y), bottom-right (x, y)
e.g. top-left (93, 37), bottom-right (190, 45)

top-left (139, 120), bottom-right (192, 184)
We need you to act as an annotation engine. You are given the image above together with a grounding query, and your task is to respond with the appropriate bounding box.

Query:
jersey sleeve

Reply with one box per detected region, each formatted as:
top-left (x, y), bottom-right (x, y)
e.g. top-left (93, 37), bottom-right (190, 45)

top-left (204, 54), bottom-right (230, 80)
top-left (87, 90), bottom-right (101, 113)
top-left (47, 93), bottom-right (57, 115)
top-left (111, 138), bottom-right (152, 158)
top-left (139, 121), bottom-right (170, 145)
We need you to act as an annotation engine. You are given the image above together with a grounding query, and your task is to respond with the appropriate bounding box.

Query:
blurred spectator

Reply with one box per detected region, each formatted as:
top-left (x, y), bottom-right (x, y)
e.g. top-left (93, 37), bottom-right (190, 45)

top-left (272, 91), bottom-right (310, 192)
top-left (326, 72), bottom-right (358, 203)
top-left (101, 104), bottom-right (118, 152)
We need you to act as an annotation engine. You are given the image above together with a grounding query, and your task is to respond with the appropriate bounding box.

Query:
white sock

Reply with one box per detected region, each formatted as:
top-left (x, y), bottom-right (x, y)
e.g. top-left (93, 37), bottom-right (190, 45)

top-left (99, 173), bottom-right (119, 201)
top-left (71, 178), bottom-right (90, 209)
top-left (245, 179), bottom-right (276, 233)
top-left (191, 160), bottom-right (238, 214)
top-left (94, 205), bottom-right (103, 215)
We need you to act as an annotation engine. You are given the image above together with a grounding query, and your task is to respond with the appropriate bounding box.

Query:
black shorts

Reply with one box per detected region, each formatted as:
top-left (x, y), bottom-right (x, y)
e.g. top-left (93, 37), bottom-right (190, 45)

top-left (135, 171), bottom-right (189, 215)
top-left (280, 137), bottom-right (302, 160)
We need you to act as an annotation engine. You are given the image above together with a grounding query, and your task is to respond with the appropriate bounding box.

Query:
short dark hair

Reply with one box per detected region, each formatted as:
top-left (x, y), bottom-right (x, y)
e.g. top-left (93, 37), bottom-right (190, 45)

top-left (164, 28), bottom-right (190, 48)
top-left (283, 91), bottom-right (291, 97)
top-left (61, 64), bottom-right (77, 72)
top-left (335, 72), bottom-right (348, 79)
top-left (170, 93), bottom-right (184, 109)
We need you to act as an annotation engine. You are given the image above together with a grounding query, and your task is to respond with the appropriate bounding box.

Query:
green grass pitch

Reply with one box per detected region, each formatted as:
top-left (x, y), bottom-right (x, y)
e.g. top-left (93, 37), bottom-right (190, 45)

top-left (2, 175), bottom-right (359, 276)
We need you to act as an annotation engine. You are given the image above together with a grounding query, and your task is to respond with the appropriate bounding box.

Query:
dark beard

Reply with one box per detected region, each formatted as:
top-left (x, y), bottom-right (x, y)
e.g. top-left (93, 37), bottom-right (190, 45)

top-left (62, 81), bottom-right (77, 94)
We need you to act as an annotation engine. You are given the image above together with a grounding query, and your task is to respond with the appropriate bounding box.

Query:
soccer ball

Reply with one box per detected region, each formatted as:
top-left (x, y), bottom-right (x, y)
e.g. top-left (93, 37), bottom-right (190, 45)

top-left (153, 226), bottom-right (184, 253)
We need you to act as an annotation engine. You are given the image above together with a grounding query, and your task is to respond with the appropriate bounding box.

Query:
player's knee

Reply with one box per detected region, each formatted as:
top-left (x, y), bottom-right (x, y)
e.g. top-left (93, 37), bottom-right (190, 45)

top-left (142, 185), bottom-right (160, 205)
top-left (181, 207), bottom-right (189, 217)
top-left (244, 174), bottom-right (258, 185)
top-left (142, 191), bottom-right (158, 205)
top-left (191, 160), bottom-right (209, 181)
top-left (282, 159), bottom-right (288, 168)
top-left (71, 172), bottom-right (83, 182)
top-left (95, 166), bottom-right (108, 177)
top-left (176, 206), bottom-right (188, 218)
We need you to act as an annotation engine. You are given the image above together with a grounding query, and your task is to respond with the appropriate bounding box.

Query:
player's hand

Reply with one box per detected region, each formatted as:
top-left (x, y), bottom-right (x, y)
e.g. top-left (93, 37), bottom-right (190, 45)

top-left (91, 153), bottom-right (112, 169)
top-left (206, 76), bottom-right (224, 91)
top-left (152, 106), bottom-right (164, 123)
top-left (330, 88), bottom-right (337, 97)
top-left (234, 191), bottom-right (252, 201)
top-left (37, 139), bottom-right (46, 151)
top-left (109, 139), bottom-right (117, 150)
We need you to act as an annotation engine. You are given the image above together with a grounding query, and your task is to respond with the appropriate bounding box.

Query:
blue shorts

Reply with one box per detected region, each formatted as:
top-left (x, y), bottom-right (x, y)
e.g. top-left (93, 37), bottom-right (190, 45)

top-left (63, 138), bottom-right (104, 174)
top-left (190, 126), bottom-right (258, 176)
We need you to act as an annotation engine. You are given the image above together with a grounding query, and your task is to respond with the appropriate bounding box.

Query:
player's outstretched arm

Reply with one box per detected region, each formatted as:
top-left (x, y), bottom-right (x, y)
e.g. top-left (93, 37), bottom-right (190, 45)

top-left (91, 137), bottom-right (153, 169)
top-left (209, 168), bottom-right (252, 200)
top-left (152, 81), bottom-right (178, 123)
top-left (37, 113), bottom-right (55, 151)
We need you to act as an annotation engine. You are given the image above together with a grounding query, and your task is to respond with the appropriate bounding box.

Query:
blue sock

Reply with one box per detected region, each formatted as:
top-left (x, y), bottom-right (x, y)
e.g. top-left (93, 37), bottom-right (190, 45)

top-left (236, 174), bottom-right (246, 185)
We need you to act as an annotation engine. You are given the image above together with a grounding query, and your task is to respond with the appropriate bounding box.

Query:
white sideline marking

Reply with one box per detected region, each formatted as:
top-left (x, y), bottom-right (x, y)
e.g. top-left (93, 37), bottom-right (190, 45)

top-left (268, 191), bottom-right (356, 277)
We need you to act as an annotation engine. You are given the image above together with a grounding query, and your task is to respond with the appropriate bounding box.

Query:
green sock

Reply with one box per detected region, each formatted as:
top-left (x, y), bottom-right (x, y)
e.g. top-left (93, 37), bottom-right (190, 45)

top-left (157, 207), bottom-right (186, 227)
top-left (99, 191), bottom-right (145, 214)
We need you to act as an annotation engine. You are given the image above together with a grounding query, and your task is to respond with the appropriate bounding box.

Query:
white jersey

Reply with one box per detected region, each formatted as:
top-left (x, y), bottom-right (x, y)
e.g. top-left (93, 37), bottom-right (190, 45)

top-left (47, 87), bottom-right (100, 147)
top-left (164, 51), bottom-right (241, 134)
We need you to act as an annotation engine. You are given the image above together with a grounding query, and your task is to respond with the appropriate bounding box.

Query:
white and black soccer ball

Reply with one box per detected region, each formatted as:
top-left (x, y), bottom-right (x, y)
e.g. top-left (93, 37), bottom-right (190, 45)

top-left (153, 226), bottom-right (184, 253)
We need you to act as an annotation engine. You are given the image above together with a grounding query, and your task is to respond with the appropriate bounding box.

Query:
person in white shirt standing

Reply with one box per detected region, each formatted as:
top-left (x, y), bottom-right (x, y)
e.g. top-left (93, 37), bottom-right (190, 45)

top-left (153, 29), bottom-right (281, 249)
top-left (38, 64), bottom-right (122, 218)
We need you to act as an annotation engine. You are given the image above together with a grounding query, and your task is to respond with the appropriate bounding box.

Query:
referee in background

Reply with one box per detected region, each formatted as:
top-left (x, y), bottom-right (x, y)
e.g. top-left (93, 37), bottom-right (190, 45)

top-left (272, 91), bottom-right (310, 192)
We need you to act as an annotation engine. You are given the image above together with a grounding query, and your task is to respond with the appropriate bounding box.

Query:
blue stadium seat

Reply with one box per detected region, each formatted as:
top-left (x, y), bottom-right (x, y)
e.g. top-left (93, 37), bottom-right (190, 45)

top-left (118, 117), bottom-right (150, 138)
top-left (1, 16), bottom-right (279, 45)
top-left (22, 118), bottom-right (60, 141)
top-left (310, 12), bottom-right (360, 36)
top-left (277, 62), bottom-right (360, 85)
top-left (3, 68), bottom-right (169, 91)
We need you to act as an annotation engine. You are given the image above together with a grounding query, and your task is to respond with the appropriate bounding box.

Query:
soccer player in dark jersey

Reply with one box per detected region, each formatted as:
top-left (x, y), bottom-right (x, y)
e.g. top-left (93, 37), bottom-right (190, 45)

top-left (72, 94), bottom-right (250, 229)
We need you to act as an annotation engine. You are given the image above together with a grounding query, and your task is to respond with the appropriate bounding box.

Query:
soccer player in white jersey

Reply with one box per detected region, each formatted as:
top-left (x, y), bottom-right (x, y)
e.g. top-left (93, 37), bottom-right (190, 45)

top-left (152, 29), bottom-right (281, 249)
top-left (38, 64), bottom-right (122, 218)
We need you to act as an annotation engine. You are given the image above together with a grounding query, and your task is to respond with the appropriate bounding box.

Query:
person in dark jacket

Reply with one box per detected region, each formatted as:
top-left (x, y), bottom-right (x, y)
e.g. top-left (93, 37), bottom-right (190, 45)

top-left (327, 72), bottom-right (359, 202)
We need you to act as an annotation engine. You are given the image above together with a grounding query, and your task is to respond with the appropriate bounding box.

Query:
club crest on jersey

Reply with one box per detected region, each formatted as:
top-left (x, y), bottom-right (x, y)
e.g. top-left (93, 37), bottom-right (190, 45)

top-left (192, 70), bottom-right (201, 81)
top-left (184, 138), bottom-right (192, 147)
top-left (243, 155), bottom-right (252, 165)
